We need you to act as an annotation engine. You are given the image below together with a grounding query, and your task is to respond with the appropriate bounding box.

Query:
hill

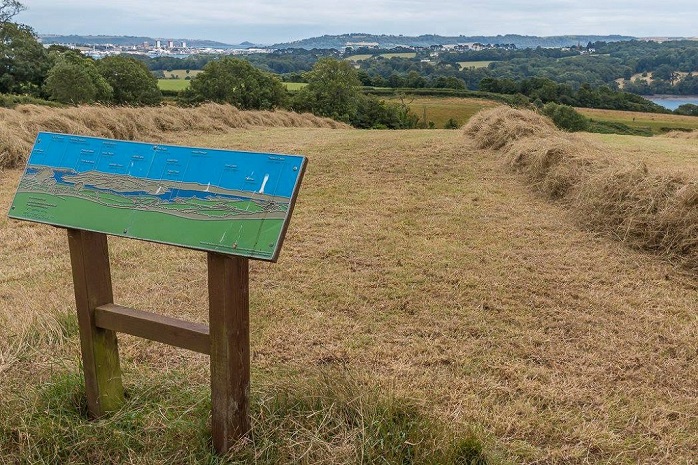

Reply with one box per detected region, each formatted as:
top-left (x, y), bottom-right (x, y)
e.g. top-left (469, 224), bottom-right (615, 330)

top-left (274, 33), bottom-right (635, 49)
top-left (38, 34), bottom-right (236, 48)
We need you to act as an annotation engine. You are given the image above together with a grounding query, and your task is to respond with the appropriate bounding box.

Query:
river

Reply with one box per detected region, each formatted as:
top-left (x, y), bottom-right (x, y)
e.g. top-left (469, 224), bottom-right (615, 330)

top-left (645, 95), bottom-right (698, 111)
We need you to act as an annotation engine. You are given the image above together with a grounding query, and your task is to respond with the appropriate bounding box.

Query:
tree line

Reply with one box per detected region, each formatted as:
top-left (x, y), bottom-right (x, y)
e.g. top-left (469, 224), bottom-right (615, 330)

top-left (0, 5), bottom-right (420, 128)
top-left (0, 19), bottom-right (161, 105)
top-left (2, 0), bottom-right (697, 130)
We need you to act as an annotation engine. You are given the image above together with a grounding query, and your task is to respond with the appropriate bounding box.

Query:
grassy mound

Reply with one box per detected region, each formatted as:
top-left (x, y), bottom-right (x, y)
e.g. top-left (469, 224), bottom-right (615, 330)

top-left (464, 106), bottom-right (698, 272)
top-left (0, 104), bottom-right (348, 170)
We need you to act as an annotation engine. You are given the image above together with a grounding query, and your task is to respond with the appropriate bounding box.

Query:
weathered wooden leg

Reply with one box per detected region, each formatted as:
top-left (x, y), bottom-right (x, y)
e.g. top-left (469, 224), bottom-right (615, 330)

top-left (208, 252), bottom-right (250, 453)
top-left (67, 229), bottom-right (124, 417)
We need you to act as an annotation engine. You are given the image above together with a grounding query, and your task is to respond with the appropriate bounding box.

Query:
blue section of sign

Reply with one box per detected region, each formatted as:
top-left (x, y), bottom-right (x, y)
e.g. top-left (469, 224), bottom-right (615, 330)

top-left (29, 132), bottom-right (305, 199)
top-left (12, 132), bottom-right (307, 261)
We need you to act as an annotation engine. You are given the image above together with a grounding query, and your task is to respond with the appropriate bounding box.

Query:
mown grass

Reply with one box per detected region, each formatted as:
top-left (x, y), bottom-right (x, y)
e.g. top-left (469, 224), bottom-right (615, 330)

top-left (2, 119), bottom-right (697, 463)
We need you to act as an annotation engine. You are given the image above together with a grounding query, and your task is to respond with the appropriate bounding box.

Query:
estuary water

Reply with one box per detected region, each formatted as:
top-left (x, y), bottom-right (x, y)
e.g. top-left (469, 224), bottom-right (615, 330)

top-left (645, 95), bottom-right (698, 111)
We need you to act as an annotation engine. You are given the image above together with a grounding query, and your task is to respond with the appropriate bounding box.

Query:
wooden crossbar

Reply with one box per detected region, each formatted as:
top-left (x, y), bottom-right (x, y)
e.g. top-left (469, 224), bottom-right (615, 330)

top-left (94, 304), bottom-right (211, 355)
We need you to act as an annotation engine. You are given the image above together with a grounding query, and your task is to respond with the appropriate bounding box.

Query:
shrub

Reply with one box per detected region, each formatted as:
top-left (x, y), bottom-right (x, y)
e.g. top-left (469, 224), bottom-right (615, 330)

top-left (541, 102), bottom-right (589, 132)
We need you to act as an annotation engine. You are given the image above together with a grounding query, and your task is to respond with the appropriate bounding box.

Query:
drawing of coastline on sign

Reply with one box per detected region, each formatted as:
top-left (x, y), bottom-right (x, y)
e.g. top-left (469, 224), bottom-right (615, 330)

top-left (9, 132), bottom-right (307, 261)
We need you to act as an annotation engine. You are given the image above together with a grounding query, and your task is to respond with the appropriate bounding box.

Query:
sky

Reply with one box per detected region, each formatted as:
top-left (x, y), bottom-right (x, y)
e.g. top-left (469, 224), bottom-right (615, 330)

top-left (17, 0), bottom-right (698, 45)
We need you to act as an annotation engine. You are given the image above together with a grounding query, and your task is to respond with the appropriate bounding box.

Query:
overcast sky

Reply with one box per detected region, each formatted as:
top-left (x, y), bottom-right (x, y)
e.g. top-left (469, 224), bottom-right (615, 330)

top-left (17, 0), bottom-right (698, 44)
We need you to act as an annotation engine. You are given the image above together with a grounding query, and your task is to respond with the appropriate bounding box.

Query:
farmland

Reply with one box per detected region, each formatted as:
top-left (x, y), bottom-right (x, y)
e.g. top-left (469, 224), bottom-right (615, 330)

top-left (282, 82), bottom-right (307, 91)
top-left (346, 52), bottom-right (417, 61)
top-left (384, 95), bottom-right (500, 127)
top-left (161, 69), bottom-right (203, 79)
top-left (0, 104), bottom-right (697, 463)
top-left (458, 60), bottom-right (496, 69)
top-left (157, 79), bottom-right (190, 91)
top-left (577, 107), bottom-right (698, 134)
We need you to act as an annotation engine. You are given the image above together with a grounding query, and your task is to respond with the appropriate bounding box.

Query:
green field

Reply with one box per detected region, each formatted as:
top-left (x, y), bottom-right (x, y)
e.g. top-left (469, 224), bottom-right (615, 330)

top-left (457, 61), bottom-right (495, 69)
top-left (347, 52), bottom-right (417, 62)
top-left (283, 82), bottom-right (308, 91)
top-left (378, 52), bottom-right (416, 59)
top-left (384, 95), bottom-right (500, 128)
top-left (345, 54), bottom-right (374, 62)
top-left (158, 79), bottom-right (190, 91)
top-left (159, 80), bottom-right (308, 92)
top-left (577, 107), bottom-right (698, 134)
top-left (161, 69), bottom-right (203, 79)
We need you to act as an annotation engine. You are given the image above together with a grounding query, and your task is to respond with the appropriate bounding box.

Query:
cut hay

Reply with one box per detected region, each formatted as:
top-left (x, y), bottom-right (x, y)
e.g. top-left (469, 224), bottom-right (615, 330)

top-left (663, 129), bottom-right (698, 139)
top-left (464, 106), bottom-right (698, 272)
top-left (0, 103), bottom-right (348, 170)
top-left (463, 106), bottom-right (556, 150)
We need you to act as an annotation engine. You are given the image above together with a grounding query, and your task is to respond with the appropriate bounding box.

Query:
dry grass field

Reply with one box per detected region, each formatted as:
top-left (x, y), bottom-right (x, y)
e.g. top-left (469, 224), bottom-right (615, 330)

top-left (1, 105), bottom-right (697, 463)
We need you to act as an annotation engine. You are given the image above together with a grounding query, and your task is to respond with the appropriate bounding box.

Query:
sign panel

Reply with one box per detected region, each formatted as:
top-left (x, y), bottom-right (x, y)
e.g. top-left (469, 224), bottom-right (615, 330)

top-left (9, 132), bottom-right (307, 261)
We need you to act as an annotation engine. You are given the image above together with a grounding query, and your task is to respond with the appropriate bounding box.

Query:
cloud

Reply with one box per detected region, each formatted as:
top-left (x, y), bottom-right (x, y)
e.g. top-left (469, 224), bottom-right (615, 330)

top-left (18, 0), bottom-right (698, 43)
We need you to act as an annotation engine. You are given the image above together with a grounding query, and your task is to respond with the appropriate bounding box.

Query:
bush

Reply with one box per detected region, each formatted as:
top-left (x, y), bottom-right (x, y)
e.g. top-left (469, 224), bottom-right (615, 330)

top-left (674, 103), bottom-right (698, 116)
top-left (541, 102), bottom-right (589, 132)
top-left (444, 118), bottom-right (460, 129)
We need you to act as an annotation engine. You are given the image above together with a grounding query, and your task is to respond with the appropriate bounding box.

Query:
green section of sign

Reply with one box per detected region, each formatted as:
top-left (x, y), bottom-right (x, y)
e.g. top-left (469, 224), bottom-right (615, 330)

top-left (8, 133), bottom-right (307, 261)
top-left (12, 192), bottom-right (283, 259)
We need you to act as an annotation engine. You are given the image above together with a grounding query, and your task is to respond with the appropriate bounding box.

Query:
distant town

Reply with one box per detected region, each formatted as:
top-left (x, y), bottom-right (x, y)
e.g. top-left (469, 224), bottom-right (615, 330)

top-left (42, 38), bottom-right (522, 60)
top-left (45, 39), bottom-right (272, 59)
top-left (39, 33), bottom-right (690, 59)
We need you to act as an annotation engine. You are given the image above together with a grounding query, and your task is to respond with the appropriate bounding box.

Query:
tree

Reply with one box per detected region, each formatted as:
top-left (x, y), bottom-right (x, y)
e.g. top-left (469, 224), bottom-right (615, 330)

top-left (652, 64), bottom-right (677, 83)
top-left (292, 57), bottom-right (361, 123)
top-left (184, 57), bottom-right (287, 110)
top-left (97, 55), bottom-right (161, 105)
top-left (0, 22), bottom-right (49, 95)
top-left (541, 102), bottom-right (589, 132)
top-left (0, 0), bottom-right (24, 23)
top-left (674, 103), bottom-right (698, 116)
top-left (44, 51), bottom-right (112, 104)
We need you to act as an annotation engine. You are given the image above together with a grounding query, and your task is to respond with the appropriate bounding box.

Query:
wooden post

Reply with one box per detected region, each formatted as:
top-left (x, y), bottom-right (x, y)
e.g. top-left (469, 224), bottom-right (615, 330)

top-left (67, 229), bottom-right (124, 417)
top-left (208, 252), bottom-right (251, 453)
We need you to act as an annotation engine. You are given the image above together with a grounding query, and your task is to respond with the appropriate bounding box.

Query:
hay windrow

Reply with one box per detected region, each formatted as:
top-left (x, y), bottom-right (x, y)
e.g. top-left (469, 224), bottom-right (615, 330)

top-left (464, 106), bottom-right (698, 272)
top-left (663, 129), bottom-right (698, 139)
top-left (0, 103), bottom-right (348, 170)
top-left (463, 106), bottom-right (556, 150)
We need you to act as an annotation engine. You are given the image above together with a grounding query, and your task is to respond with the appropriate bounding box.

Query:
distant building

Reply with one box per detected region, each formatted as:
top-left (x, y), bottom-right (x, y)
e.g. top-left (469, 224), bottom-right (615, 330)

top-left (181, 41), bottom-right (187, 48)
top-left (168, 40), bottom-right (174, 48)
top-left (155, 40), bottom-right (161, 48)
top-left (345, 41), bottom-right (379, 49)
